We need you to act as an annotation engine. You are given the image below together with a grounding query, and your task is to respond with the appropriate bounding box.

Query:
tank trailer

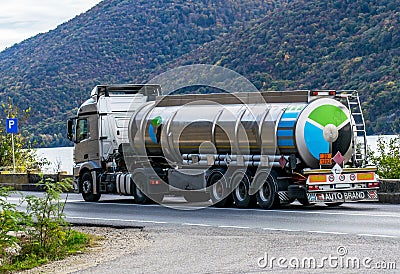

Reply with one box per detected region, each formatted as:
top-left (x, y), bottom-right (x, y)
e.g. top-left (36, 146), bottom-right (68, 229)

top-left (67, 85), bottom-right (379, 209)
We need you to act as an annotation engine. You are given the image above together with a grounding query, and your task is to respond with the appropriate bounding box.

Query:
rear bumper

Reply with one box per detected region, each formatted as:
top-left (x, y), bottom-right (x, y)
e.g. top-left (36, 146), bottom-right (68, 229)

top-left (307, 188), bottom-right (379, 203)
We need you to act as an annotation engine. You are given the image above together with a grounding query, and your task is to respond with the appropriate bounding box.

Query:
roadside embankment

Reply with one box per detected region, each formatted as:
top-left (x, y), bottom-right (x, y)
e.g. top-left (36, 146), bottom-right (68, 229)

top-left (379, 179), bottom-right (400, 204)
top-left (0, 173), bottom-right (73, 191)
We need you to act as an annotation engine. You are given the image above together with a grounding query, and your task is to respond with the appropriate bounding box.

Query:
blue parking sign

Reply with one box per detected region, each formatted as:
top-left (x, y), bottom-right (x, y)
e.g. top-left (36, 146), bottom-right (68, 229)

top-left (6, 118), bottom-right (18, 134)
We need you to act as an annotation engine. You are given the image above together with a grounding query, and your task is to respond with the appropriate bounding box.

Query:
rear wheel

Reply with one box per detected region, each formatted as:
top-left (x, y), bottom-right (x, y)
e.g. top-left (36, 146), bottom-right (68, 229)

top-left (81, 172), bottom-right (101, 202)
top-left (297, 198), bottom-right (310, 205)
top-left (256, 174), bottom-right (279, 209)
top-left (208, 169), bottom-right (233, 208)
top-left (232, 173), bottom-right (256, 208)
top-left (133, 185), bottom-right (151, 204)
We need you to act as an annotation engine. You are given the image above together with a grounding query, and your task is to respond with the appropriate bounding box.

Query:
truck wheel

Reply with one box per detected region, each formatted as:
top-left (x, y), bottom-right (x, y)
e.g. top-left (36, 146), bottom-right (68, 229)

top-left (81, 172), bottom-right (101, 202)
top-left (184, 192), bottom-right (210, 203)
top-left (208, 169), bottom-right (233, 207)
top-left (256, 174), bottom-right (279, 209)
top-left (232, 173), bottom-right (255, 208)
top-left (297, 198), bottom-right (310, 205)
top-left (133, 185), bottom-right (150, 204)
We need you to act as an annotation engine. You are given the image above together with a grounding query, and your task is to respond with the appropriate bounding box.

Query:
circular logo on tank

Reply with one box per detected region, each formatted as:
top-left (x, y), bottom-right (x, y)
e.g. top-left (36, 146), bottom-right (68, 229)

top-left (295, 98), bottom-right (353, 168)
top-left (323, 124), bottom-right (339, 143)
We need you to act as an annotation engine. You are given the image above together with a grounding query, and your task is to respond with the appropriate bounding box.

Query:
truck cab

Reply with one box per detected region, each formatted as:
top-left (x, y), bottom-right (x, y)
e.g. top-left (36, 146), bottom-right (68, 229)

top-left (67, 84), bottom-right (161, 201)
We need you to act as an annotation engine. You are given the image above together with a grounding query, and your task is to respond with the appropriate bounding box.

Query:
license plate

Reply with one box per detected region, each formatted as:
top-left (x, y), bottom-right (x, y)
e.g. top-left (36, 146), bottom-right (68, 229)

top-left (335, 183), bottom-right (351, 189)
top-left (307, 190), bottom-right (378, 202)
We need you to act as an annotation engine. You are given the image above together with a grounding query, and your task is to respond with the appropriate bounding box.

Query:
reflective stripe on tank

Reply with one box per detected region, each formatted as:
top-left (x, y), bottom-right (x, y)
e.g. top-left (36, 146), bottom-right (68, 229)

top-left (277, 105), bottom-right (306, 154)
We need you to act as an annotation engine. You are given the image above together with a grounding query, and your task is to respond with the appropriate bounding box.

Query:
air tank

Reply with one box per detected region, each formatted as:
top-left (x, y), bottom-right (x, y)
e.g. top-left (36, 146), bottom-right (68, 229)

top-left (129, 91), bottom-right (353, 169)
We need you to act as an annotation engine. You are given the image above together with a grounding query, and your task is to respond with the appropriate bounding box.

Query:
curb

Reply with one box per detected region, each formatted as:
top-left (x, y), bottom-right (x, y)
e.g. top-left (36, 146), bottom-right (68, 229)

top-left (379, 179), bottom-right (400, 204)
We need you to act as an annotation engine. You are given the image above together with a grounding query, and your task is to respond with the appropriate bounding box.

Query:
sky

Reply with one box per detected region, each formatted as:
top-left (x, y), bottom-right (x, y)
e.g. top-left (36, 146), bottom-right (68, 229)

top-left (0, 0), bottom-right (102, 52)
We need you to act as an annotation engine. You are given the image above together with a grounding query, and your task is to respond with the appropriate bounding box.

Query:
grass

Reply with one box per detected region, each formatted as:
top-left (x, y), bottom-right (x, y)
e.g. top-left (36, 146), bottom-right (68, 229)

top-left (0, 229), bottom-right (92, 273)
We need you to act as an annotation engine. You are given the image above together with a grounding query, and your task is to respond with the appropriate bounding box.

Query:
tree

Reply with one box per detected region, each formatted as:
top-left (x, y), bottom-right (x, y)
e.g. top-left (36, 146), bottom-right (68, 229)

top-left (369, 136), bottom-right (400, 179)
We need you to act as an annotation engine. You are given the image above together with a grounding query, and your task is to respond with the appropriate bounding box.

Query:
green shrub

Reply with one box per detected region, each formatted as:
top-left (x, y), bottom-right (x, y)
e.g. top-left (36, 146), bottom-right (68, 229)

top-left (0, 177), bottom-right (90, 272)
top-left (369, 136), bottom-right (400, 179)
top-left (0, 187), bottom-right (27, 265)
top-left (23, 177), bottom-right (72, 259)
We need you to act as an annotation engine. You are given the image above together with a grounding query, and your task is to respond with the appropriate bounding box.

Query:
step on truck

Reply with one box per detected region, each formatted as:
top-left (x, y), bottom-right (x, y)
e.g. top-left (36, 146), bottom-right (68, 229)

top-left (67, 85), bottom-right (379, 208)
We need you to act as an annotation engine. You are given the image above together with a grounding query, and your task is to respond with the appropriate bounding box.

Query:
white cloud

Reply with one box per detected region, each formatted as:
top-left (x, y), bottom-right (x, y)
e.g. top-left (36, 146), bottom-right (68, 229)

top-left (0, 0), bottom-right (102, 51)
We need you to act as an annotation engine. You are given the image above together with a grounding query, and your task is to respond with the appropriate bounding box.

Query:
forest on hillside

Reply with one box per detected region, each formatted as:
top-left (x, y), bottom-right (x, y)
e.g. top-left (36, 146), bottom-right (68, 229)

top-left (0, 0), bottom-right (276, 146)
top-left (171, 0), bottom-right (400, 135)
top-left (0, 0), bottom-right (398, 147)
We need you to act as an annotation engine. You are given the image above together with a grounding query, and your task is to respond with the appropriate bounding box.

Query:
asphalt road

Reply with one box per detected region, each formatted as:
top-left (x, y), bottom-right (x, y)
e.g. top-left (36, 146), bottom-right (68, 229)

top-left (7, 192), bottom-right (400, 273)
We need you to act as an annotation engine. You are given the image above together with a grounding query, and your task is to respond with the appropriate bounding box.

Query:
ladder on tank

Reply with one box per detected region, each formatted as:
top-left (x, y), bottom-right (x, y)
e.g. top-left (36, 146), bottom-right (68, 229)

top-left (337, 90), bottom-right (368, 167)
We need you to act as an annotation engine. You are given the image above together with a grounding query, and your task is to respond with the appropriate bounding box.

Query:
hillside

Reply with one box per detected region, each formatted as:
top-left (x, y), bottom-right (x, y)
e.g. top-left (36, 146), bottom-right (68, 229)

top-left (172, 0), bottom-right (400, 135)
top-left (0, 0), bottom-right (399, 147)
top-left (0, 0), bottom-right (276, 147)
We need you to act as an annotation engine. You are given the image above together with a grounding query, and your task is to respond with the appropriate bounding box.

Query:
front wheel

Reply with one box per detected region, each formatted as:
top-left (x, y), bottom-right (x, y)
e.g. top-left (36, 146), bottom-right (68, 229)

top-left (81, 172), bottom-right (101, 202)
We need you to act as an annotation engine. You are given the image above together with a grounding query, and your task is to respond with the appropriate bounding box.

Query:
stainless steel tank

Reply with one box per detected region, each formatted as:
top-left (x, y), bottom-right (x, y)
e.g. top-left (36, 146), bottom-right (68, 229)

top-left (129, 92), bottom-right (353, 169)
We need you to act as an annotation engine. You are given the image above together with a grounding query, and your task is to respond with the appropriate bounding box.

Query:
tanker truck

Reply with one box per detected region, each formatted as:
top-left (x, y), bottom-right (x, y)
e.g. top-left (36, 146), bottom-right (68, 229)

top-left (67, 84), bottom-right (379, 209)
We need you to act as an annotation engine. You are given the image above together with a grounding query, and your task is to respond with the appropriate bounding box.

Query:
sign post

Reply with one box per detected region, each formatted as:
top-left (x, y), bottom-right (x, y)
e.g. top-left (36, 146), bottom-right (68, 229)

top-left (6, 118), bottom-right (18, 173)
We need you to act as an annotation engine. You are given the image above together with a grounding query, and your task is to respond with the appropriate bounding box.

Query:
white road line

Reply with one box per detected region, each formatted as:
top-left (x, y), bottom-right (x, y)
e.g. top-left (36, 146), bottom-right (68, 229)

top-left (356, 233), bottom-right (398, 239)
top-left (67, 216), bottom-right (167, 224)
top-left (182, 223), bottom-right (212, 227)
top-left (207, 206), bottom-right (400, 219)
top-left (218, 225), bottom-right (250, 229)
top-left (66, 217), bottom-right (399, 239)
top-left (307, 230), bottom-right (348, 235)
top-left (262, 228), bottom-right (301, 232)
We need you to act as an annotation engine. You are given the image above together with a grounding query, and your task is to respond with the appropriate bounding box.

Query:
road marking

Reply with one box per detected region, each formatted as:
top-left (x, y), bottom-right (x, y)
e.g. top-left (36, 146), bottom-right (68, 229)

top-left (182, 223), bottom-right (212, 227)
top-left (206, 206), bottom-right (400, 219)
top-left (67, 216), bottom-right (167, 224)
top-left (307, 230), bottom-right (348, 235)
top-left (262, 228), bottom-right (301, 232)
top-left (218, 225), bottom-right (250, 229)
top-left (356, 233), bottom-right (398, 239)
top-left (66, 217), bottom-right (399, 239)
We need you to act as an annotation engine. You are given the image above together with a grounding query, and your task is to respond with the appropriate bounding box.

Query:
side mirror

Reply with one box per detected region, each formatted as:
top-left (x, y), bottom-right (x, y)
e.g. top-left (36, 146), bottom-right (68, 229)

top-left (67, 119), bottom-right (74, 141)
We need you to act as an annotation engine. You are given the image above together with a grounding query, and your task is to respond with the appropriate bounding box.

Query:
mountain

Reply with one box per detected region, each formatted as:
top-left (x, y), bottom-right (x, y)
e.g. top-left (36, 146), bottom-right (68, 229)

top-left (0, 0), bottom-right (277, 147)
top-left (171, 0), bottom-right (400, 135)
top-left (1, 0), bottom-right (399, 148)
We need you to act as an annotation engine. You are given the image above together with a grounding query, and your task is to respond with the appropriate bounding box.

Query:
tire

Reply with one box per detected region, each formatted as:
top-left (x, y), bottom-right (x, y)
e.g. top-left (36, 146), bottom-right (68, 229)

top-left (256, 173), bottom-right (280, 209)
top-left (81, 172), bottom-right (101, 202)
top-left (232, 172), bottom-right (256, 208)
top-left (297, 198), bottom-right (310, 205)
top-left (208, 169), bottom-right (233, 208)
top-left (184, 192), bottom-right (210, 203)
top-left (133, 184), bottom-right (151, 204)
top-left (132, 173), bottom-right (151, 204)
top-left (325, 202), bottom-right (344, 207)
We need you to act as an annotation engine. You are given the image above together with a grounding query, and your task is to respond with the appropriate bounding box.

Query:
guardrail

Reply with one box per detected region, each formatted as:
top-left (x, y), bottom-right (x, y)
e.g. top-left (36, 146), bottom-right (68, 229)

top-left (379, 179), bottom-right (400, 204)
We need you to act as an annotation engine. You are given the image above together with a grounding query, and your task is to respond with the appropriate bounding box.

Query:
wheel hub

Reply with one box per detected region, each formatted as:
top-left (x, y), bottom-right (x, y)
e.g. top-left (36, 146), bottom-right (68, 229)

top-left (82, 180), bottom-right (91, 194)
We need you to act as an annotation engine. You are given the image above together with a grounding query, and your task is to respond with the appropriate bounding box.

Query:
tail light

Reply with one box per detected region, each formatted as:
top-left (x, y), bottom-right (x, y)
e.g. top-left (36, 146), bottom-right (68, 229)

top-left (308, 185), bottom-right (320, 191)
top-left (367, 182), bottom-right (379, 188)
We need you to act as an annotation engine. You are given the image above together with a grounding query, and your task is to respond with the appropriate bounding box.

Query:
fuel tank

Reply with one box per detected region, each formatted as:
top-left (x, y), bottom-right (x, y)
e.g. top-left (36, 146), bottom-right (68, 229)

top-left (129, 91), bottom-right (353, 169)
